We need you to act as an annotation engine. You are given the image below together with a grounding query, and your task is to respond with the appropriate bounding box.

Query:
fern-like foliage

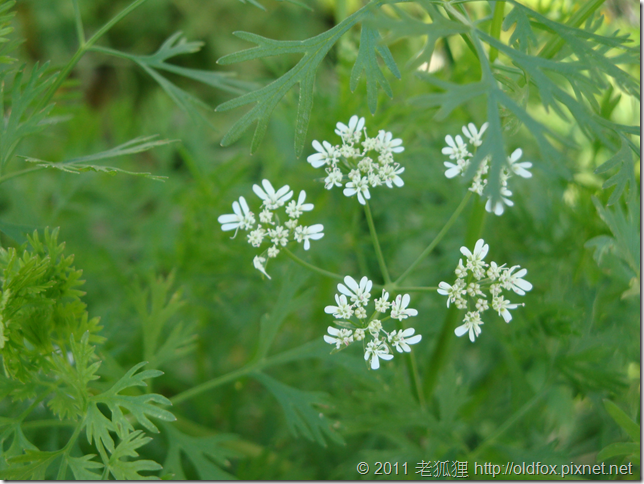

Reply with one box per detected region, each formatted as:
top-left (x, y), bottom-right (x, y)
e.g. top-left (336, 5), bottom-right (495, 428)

top-left (399, 0), bottom-right (639, 204)
top-left (216, 0), bottom-right (400, 156)
top-left (0, 229), bottom-right (175, 480)
top-left (90, 32), bottom-right (256, 127)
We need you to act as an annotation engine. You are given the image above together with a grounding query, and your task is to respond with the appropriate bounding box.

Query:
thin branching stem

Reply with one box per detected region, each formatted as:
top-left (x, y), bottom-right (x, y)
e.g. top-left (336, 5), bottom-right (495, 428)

top-left (488, 1), bottom-right (506, 63)
top-left (363, 201), bottom-right (391, 285)
top-left (38, 0), bottom-right (149, 111)
top-left (283, 247), bottom-right (344, 281)
top-left (72, 0), bottom-right (85, 46)
top-left (395, 191), bottom-right (472, 286)
top-left (396, 286), bottom-right (438, 293)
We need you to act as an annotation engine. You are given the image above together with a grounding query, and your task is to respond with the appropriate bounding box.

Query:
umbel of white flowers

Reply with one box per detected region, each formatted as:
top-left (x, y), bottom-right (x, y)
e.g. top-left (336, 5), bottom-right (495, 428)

top-left (218, 179), bottom-right (324, 279)
top-left (442, 122), bottom-right (533, 215)
top-left (323, 275), bottom-right (422, 370)
top-left (437, 238), bottom-right (533, 342)
top-left (306, 115), bottom-right (405, 205)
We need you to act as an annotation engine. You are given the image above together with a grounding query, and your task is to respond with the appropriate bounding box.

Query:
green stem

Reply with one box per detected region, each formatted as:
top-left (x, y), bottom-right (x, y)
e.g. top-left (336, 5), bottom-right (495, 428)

top-left (22, 419), bottom-right (76, 430)
top-left (72, 0), bottom-right (86, 46)
top-left (423, 196), bottom-right (486, 401)
top-left (538, 0), bottom-right (606, 59)
top-left (363, 201), bottom-right (391, 285)
top-left (395, 191), bottom-right (472, 286)
top-left (396, 319), bottom-right (425, 410)
top-left (283, 248), bottom-right (344, 281)
top-left (0, 166), bottom-right (42, 185)
top-left (171, 364), bottom-right (258, 406)
top-left (488, 1), bottom-right (506, 63)
top-left (38, 0), bottom-right (149, 111)
top-left (395, 286), bottom-right (437, 293)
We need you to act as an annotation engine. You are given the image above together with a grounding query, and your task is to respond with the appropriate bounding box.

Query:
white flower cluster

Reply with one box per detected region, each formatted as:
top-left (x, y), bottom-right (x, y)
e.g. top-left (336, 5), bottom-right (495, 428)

top-left (442, 122), bottom-right (533, 215)
top-left (437, 239), bottom-right (532, 342)
top-left (323, 275), bottom-right (421, 370)
top-left (218, 179), bottom-right (324, 279)
top-left (307, 115), bottom-right (405, 205)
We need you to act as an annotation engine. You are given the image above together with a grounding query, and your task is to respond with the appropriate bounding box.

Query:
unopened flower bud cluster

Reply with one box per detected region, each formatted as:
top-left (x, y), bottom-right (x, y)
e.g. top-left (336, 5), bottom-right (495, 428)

top-left (307, 115), bottom-right (405, 205)
top-left (218, 179), bottom-right (324, 279)
top-left (323, 275), bottom-right (421, 370)
top-left (437, 239), bottom-right (533, 342)
top-left (442, 122), bottom-right (533, 215)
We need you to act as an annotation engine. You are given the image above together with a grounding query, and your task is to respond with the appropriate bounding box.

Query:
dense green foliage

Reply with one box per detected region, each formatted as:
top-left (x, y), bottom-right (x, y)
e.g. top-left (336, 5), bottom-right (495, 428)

top-left (0, 0), bottom-right (639, 479)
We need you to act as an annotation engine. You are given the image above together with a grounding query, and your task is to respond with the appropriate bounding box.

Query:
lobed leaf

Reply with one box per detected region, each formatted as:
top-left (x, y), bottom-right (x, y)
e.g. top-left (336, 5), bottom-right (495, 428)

top-left (253, 372), bottom-right (344, 447)
top-left (24, 135), bottom-right (174, 181)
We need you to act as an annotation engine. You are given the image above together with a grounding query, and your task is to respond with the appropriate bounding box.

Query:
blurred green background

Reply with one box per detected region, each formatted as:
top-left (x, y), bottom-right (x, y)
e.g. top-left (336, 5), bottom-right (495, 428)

top-left (1, 0), bottom-right (639, 479)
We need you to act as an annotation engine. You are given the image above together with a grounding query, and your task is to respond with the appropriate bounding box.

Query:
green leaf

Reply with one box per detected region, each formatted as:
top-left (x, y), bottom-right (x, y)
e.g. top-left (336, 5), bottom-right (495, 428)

top-left (163, 424), bottom-right (241, 479)
top-left (253, 372), bottom-right (344, 447)
top-left (0, 63), bottom-right (55, 168)
top-left (24, 135), bottom-right (174, 181)
top-left (93, 361), bottom-right (176, 438)
top-left (91, 33), bottom-right (254, 126)
top-left (596, 442), bottom-right (640, 462)
top-left (595, 139), bottom-right (638, 205)
top-left (106, 430), bottom-right (162, 480)
top-left (350, 21), bottom-right (400, 114)
top-left (254, 268), bottom-right (308, 361)
top-left (66, 454), bottom-right (104, 480)
top-left (591, 197), bottom-right (640, 278)
top-left (133, 271), bottom-right (196, 369)
top-left (216, 3), bottom-right (385, 156)
top-left (603, 399), bottom-right (640, 441)
top-left (1, 449), bottom-right (59, 480)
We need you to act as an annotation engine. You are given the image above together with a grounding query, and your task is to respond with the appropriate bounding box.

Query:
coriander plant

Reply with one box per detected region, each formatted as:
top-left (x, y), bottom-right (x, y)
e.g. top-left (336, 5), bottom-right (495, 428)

top-left (0, 0), bottom-right (639, 480)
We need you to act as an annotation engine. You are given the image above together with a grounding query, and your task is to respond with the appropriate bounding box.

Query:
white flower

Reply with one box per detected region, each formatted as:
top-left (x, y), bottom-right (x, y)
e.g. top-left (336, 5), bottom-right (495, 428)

top-left (253, 179), bottom-right (293, 210)
top-left (460, 239), bottom-right (489, 275)
top-left (379, 163), bottom-right (405, 188)
top-left (485, 187), bottom-right (514, 216)
top-left (455, 311), bottom-right (484, 342)
top-left (354, 306), bottom-right (367, 319)
top-left (354, 328), bottom-right (365, 341)
top-left (324, 168), bottom-right (343, 189)
top-left (442, 134), bottom-right (470, 161)
top-left (343, 176), bottom-right (371, 205)
top-left (337, 276), bottom-right (372, 306)
top-left (486, 261), bottom-right (504, 280)
top-left (390, 294), bottom-right (418, 320)
top-left (462, 122), bottom-right (488, 147)
top-left (307, 140), bottom-right (339, 168)
top-left (467, 282), bottom-right (484, 298)
top-left (388, 328), bottom-right (422, 353)
top-left (357, 157), bottom-right (373, 173)
top-left (443, 160), bottom-right (464, 179)
top-left (323, 327), bottom-right (354, 349)
top-left (364, 340), bottom-right (393, 370)
top-left (492, 295), bottom-right (522, 323)
top-left (455, 259), bottom-right (467, 278)
top-left (437, 281), bottom-right (466, 308)
top-left (475, 298), bottom-right (489, 312)
top-left (375, 130), bottom-right (404, 155)
top-left (508, 148), bottom-right (532, 178)
top-left (335, 115), bottom-right (365, 144)
top-left (285, 190), bottom-right (314, 219)
top-left (267, 246), bottom-right (280, 258)
top-left (285, 219), bottom-right (299, 230)
top-left (368, 172), bottom-right (382, 187)
top-left (253, 256), bottom-right (271, 279)
top-left (218, 196), bottom-right (255, 233)
top-left (500, 265), bottom-right (533, 295)
top-left (293, 224), bottom-right (324, 250)
top-left (367, 319), bottom-right (382, 336)
top-left (374, 290), bottom-right (391, 313)
top-left (259, 208), bottom-right (274, 224)
top-left (247, 227), bottom-right (267, 247)
top-left (268, 225), bottom-right (289, 246)
top-left (324, 294), bottom-right (354, 319)
top-left (348, 169), bottom-right (361, 181)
